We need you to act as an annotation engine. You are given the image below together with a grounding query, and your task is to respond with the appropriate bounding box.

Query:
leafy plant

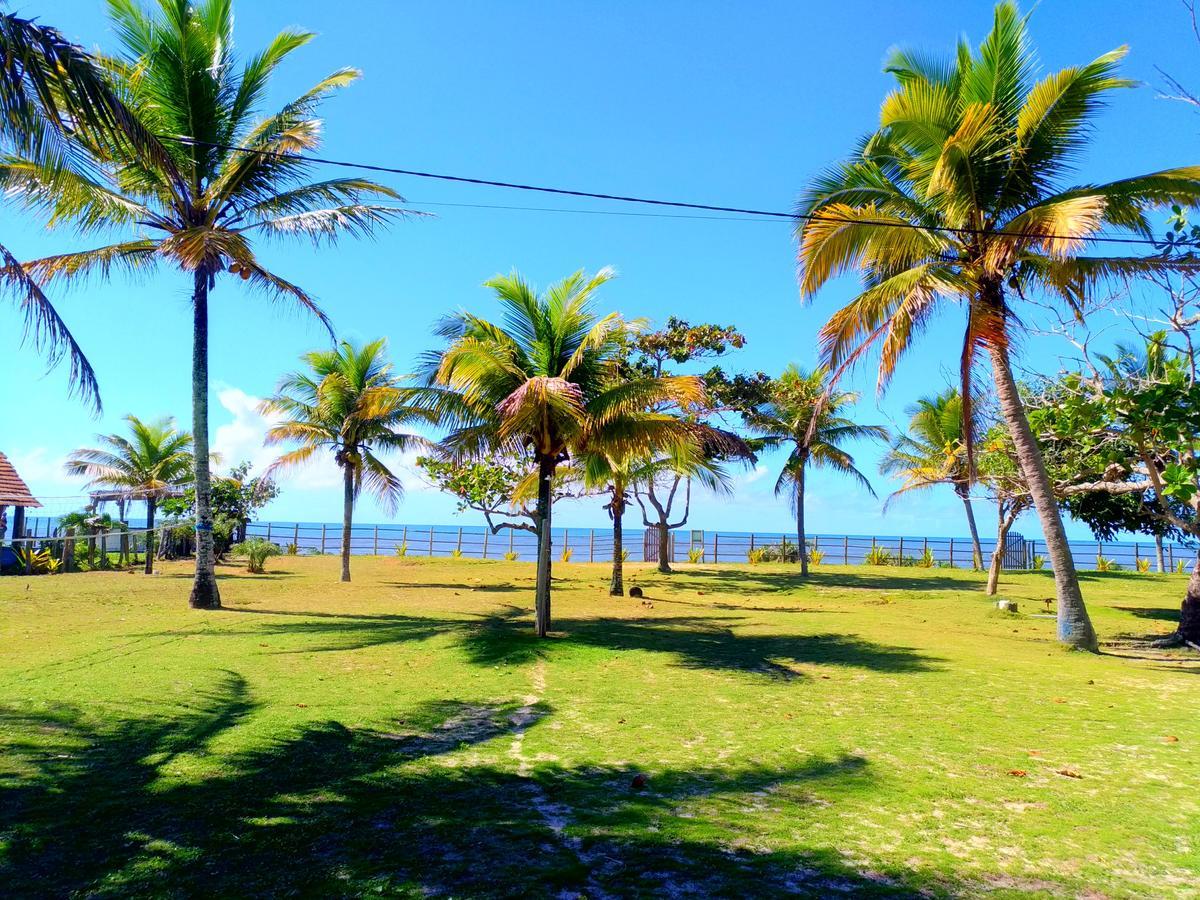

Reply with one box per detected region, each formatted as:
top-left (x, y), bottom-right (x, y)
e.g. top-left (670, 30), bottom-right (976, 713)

top-left (285, 542), bottom-right (299, 555)
top-left (1095, 556), bottom-right (1121, 572)
top-left (1031, 555), bottom-right (1046, 571)
top-left (687, 547), bottom-right (705, 564)
top-left (394, 542), bottom-right (408, 558)
top-left (746, 548), bottom-right (766, 565)
top-left (560, 547), bottom-right (573, 563)
top-left (1177, 559), bottom-right (1187, 575)
top-left (759, 539), bottom-right (800, 563)
top-left (1135, 558), bottom-right (1151, 573)
top-left (504, 551), bottom-right (519, 562)
top-left (229, 538), bottom-right (281, 574)
top-left (450, 548), bottom-right (463, 559)
top-left (915, 547), bottom-right (935, 569)
top-left (620, 549), bottom-right (630, 563)
top-left (14, 546), bottom-right (59, 575)
top-left (809, 548), bottom-right (826, 566)
top-left (863, 546), bottom-right (893, 566)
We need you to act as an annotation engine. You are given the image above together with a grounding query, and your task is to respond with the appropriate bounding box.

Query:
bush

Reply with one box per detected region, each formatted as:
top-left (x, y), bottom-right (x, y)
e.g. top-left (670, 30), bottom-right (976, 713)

top-left (13, 546), bottom-right (60, 575)
top-left (1177, 559), bottom-right (1187, 575)
top-left (915, 547), bottom-right (935, 569)
top-left (808, 548), bottom-right (826, 566)
top-left (687, 547), bottom-right (705, 564)
top-left (1031, 555), bottom-right (1046, 571)
top-left (229, 538), bottom-right (281, 574)
top-left (1095, 556), bottom-right (1121, 572)
top-left (746, 548), bottom-right (765, 565)
top-left (285, 542), bottom-right (300, 555)
top-left (863, 546), bottom-right (893, 566)
top-left (758, 539), bottom-right (800, 563)
top-left (504, 550), bottom-right (519, 561)
top-left (394, 542), bottom-right (408, 557)
top-left (560, 547), bottom-right (573, 563)
top-left (1135, 557), bottom-right (1151, 573)
top-left (450, 548), bottom-right (463, 559)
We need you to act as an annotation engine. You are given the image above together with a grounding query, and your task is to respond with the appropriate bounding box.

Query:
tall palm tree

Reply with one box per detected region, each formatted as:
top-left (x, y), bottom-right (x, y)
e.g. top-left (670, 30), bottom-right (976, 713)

top-left (795, 0), bottom-right (1200, 649)
top-left (426, 268), bottom-right (702, 635)
top-left (881, 388), bottom-right (984, 568)
top-left (2, 0), bottom-right (406, 609)
top-left (262, 339), bottom-right (431, 583)
top-left (0, 6), bottom-right (159, 411)
top-left (750, 365), bottom-right (885, 576)
top-left (65, 414), bottom-right (193, 573)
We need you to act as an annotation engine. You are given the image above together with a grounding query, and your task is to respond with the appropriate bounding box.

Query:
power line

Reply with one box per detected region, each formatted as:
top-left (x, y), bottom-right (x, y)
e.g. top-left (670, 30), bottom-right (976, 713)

top-left (405, 199), bottom-right (783, 223)
top-left (172, 136), bottom-right (1180, 248)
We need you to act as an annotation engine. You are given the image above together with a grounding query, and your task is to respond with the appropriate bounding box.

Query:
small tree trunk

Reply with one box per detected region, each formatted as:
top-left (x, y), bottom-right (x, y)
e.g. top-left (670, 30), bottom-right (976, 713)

top-left (188, 267), bottom-right (221, 610)
top-left (1179, 555), bottom-right (1200, 644)
top-left (796, 462), bottom-right (809, 577)
top-left (340, 463), bottom-right (354, 583)
top-left (1155, 533), bottom-right (1166, 573)
top-left (986, 511), bottom-right (1014, 596)
top-left (534, 454), bottom-right (555, 637)
top-left (610, 490), bottom-right (625, 596)
top-left (987, 338), bottom-right (1095, 650)
top-left (656, 517), bottom-right (672, 574)
top-left (143, 497), bottom-right (156, 575)
top-left (957, 485), bottom-right (984, 570)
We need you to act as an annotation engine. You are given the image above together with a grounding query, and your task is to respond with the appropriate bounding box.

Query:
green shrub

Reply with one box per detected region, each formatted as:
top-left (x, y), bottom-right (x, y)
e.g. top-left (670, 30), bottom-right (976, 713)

top-left (687, 547), bottom-right (705, 564)
top-left (230, 537), bottom-right (281, 574)
top-left (285, 542), bottom-right (299, 555)
top-left (450, 548), bottom-right (463, 559)
top-left (504, 550), bottom-right (519, 561)
top-left (1095, 556), bottom-right (1121, 572)
top-left (1031, 555), bottom-right (1046, 571)
top-left (560, 547), bottom-right (573, 563)
top-left (394, 542), bottom-right (408, 557)
top-left (864, 546), bottom-right (893, 566)
top-left (915, 547), bottom-right (935, 568)
top-left (746, 548), bottom-right (766, 565)
top-left (1135, 557), bottom-right (1151, 573)
top-left (14, 546), bottom-right (59, 575)
top-left (759, 539), bottom-right (800, 563)
top-left (620, 549), bottom-right (629, 562)
top-left (1177, 559), bottom-right (1187, 575)
top-left (808, 548), bottom-right (826, 566)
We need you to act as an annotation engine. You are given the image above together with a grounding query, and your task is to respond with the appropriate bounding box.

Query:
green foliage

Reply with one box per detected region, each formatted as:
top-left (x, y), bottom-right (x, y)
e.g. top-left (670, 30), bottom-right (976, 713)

top-left (809, 548), bottom-right (826, 566)
top-left (1031, 555), bottom-right (1046, 571)
top-left (1135, 558), bottom-right (1151, 574)
top-left (746, 548), bottom-right (765, 565)
top-left (1177, 559), bottom-right (1188, 575)
top-left (503, 550), bottom-right (519, 562)
top-left (161, 462), bottom-right (280, 554)
top-left (915, 547), bottom-right (935, 569)
top-left (864, 546), bottom-right (893, 566)
top-left (687, 547), bottom-right (705, 564)
top-left (1095, 556), bottom-right (1121, 573)
top-left (14, 546), bottom-right (60, 575)
top-left (450, 548), bottom-right (463, 559)
top-left (229, 538), bottom-right (281, 574)
top-left (619, 549), bottom-right (629, 563)
top-left (758, 539), bottom-right (800, 563)
top-left (559, 547), bottom-right (573, 563)
top-left (285, 542), bottom-right (299, 556)
top-left (394, 542), bottom-right (408, 558)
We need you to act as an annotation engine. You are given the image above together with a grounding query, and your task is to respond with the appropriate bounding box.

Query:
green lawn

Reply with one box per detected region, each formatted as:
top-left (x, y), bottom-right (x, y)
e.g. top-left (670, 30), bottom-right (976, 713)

top-left (1, 557), bottom-right (1197, 897)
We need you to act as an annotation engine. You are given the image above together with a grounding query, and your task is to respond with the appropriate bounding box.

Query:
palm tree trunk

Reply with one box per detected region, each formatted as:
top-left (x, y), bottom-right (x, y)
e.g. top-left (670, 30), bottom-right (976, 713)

top-left (657, 518), bottom-right (672, 574)
top-left (987, 342), bottom-right (1095, 650)
top-left (340, 464), bottom-right (354, 583)
top-left (957, 485), bottom-right (983, 570)
top-left (188, 267), bottom-right (221, 609)
top-left (986, 509), bottom-right (1015, 596)
top-left (143, 497), bottom-right (156, 575)
top-left (534, 454), bottom-right (554, 637)
top-left (796, 462), bottom-right (809, 577)
top-left (1155, 533), bottom-right (1166, 573)
top-left (610, 490), bottom-right (625, 596)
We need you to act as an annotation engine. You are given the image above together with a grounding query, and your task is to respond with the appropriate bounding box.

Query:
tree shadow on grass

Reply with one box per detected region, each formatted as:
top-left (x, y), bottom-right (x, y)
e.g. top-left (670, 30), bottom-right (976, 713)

top-left (0, 677), bottom-right (992, 898)
top-left (679, 567), bottom-right (982, 595)
top-left (1112, 606), bottom-right (1180, 623)
top-left (459, 607), bottom-right (939, 678)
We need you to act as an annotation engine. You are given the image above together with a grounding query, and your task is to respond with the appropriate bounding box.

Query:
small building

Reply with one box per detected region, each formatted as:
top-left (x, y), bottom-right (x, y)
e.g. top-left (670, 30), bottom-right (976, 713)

top-left (0, 452), bottom-right (41, 563)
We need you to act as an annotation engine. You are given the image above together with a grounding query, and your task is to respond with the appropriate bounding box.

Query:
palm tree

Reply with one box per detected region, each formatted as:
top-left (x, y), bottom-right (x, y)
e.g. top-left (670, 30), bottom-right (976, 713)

top-left (426, 268), bottom-right (702, 635)
top-left (795, 0), bottom-right (1200, 649)
top-left (262, 339), bottom-right (431, 583)
top-left (881, 389), bottom-right (984, 569)
top-left (3, 0), bottom-right (406, 609)
top-left (749, 366), bottom-right (885, 576)
top-left (0, 6), bottom-right (158, 411)
top-left (65, 414), bottom-right (193, 573)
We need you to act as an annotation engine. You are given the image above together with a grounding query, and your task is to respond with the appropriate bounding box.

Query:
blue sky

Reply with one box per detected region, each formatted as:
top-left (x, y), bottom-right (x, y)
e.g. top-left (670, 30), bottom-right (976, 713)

top-left (3, 0), bottom-right (1196, 539)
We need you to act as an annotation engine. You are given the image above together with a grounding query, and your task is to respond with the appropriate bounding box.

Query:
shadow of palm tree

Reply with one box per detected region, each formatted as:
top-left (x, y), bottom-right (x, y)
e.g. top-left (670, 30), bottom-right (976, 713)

top-left (0, 677), bottom-right (984, 897)
top-left (677, 566), bottom-right (981, 594)
top-left (459, 607), bottom-right (938, 678)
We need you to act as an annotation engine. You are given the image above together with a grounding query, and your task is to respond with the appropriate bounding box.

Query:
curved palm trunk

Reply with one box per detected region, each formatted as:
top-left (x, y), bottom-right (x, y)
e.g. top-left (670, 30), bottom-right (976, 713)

top-left (986, 507), bottom-right (1018, 596)
top-left (610, 488), bottom-right (625, 596)
top-left (987, 341), bottom-right (1095, 650)
top-left (534, 454), bottom-right (555, 637)
top-left (143, 497), bottom-right (156, 575)
top-left (340, 464), bottom-right (354, 583)
top-left (796, 462), bottom-right (809, 577)
top-left (956, 484), bottom-right (984, 570)
top-left (188, 268), bottom-right (221, 610)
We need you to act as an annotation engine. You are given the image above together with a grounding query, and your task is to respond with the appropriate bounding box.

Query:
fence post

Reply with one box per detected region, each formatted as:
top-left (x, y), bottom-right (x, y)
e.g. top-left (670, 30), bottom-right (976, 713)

top-left (714, 532), bottom-right (719, 562)
top-left (293, 522), bottom-right (299, 550)
top-left (62, 527), bottom-right (73, 573)
top-left (24, 539), bottom-right (33, 575)
top-left (1134, 542), bottom-right (1140, 567)
top-left (898, 536), bottom-right (904, 560)
top-left (843, 535), bottom-right (849, 564)
top-left (374, 525), bottom-right (379, 555)
top-left (266, 522), bottom-right (272, 543)
top-left (563, 528), bottom-right (569, 560)
top-left (509, 529), bottom-right (514, 556)
top-left (1169, 543), bottom-right (1175, 571)
top-left (429, 528), bottom-right (435, 556)
top-left (949, 538), bottom-right (954, 568)
top-left (320, 524), bottom-right (326, 555)
top-left (457, 527), bottom-right (463, 555)
top-left (750, 533), bottom-right (756, 552)
top-left (589, 529), bottom-right (594, 563)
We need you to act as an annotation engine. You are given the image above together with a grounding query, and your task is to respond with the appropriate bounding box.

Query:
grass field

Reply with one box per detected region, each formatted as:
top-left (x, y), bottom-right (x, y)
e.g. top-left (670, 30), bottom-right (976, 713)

top-left (1, 556), bottom-right (1197, 898)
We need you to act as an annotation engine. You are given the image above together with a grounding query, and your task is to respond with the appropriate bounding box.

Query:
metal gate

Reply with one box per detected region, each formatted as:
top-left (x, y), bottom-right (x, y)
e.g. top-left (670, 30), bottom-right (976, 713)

top-left (1002, 532), bottom-right (1027, 569)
